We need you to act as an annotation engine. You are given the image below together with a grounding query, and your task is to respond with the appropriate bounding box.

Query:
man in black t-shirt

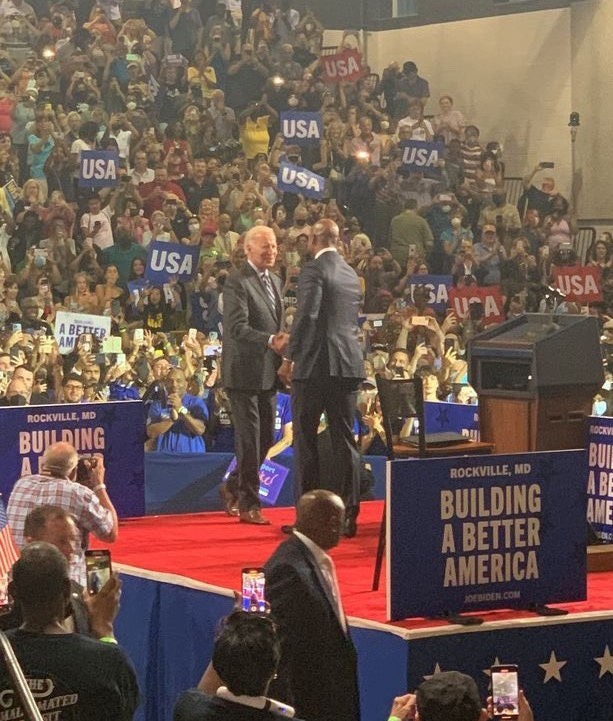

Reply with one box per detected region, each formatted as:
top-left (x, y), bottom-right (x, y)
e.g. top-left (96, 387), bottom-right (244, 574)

top-left (0, 543), bottom-right (139, 721)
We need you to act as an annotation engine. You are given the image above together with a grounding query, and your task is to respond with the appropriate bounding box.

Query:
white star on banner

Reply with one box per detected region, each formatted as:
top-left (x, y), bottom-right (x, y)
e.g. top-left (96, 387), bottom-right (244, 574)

top-left (483, 657), bottom-right (503, 677)
top-left (539, 651), bottom-right (567, 683)
top-left (594, 645), bottom-right (613, 678)
top-left (423, 663), bottom-right (443, 680)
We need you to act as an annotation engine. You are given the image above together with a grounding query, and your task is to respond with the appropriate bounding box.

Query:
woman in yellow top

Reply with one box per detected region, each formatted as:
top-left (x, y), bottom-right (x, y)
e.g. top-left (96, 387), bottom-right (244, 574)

top-left (187, 50), bottom-right (217, 100)
top-left (239, 100), bottom-right (277, 161)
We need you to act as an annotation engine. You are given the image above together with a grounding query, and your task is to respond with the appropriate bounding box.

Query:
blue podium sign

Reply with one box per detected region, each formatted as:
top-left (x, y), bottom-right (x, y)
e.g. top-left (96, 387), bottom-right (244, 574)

top-left (587, 416), bottom-right (613, 540)
top-left (424, 401), bottom-right (479, 438)
top-left (387, 451), bottom-right (587, 620)
top-left (0, 401), bottom-right (145, 518)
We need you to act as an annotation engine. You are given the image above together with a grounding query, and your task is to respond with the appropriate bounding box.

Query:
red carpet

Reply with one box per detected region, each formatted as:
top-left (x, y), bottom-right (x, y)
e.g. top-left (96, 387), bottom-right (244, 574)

top-left (100, 501), bottom-right (613, 629)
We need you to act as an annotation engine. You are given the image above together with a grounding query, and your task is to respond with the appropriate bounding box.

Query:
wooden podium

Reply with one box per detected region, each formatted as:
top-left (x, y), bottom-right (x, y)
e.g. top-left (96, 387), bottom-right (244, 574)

top-left (468, 314), bottom-right (603, 453)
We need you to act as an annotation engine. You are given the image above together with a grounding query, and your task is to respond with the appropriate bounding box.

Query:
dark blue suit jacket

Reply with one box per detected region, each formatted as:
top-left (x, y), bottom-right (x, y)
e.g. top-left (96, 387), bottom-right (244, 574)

top-left (286, 249), bottom-right (363, 380)
top-left (264, 535), bottom-right (360, 721)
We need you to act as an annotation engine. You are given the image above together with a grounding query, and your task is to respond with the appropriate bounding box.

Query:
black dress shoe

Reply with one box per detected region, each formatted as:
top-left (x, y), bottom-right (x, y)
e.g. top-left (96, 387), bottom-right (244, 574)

top-left (219, 482), bottom-right (239, 517)
top-left (239, 508), bottom-right (271, 525)
top-left (343, 518), bottom-right (357, 538)
top-left (281, 525), bottom-right (295, 535)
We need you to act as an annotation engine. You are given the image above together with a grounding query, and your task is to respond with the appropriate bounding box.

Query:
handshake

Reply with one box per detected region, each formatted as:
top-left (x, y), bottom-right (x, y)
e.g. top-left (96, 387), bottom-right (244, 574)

top-left (270, 332), bottom-right (290, 356)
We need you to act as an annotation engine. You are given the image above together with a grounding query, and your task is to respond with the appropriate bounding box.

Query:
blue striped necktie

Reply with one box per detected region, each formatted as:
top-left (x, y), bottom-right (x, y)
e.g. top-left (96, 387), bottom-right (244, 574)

top-left (261, 271), bottom-right (277, 312)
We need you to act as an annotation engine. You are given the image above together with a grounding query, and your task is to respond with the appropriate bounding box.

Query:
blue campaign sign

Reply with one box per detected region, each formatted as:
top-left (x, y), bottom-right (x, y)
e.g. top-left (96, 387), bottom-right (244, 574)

top-left (145, 241), bottom-right (200, 285)
top-left (387, 451), bottom-right (587, 620)
top-left (0, 401), bottom-right (145, 517)
top-left (587, 415), bottom-right (613, 540)
top-left (79, 150), bottom-right (120, 188)
top-left (399, 140), bottom-right (445, 177)
top-left (281, 111), bottom-right (323, 145)
top-left (223, 457), bottom-right (288, 505)
top-left (278, 162), bottom-right (325, 199)
top-left (404, 274), bottom-right (452, 312)
top-left (424, 401), bottom-right (479, 439)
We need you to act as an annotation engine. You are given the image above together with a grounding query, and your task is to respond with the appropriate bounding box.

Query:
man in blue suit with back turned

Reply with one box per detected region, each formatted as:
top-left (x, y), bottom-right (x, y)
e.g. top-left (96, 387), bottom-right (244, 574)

top-left (278, 219), bottom-right (364, 537)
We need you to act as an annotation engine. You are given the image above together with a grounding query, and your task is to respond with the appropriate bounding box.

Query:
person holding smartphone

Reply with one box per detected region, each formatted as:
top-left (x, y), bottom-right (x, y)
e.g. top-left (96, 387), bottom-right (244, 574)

top-left (8, 442), bottom-right (119, 588)
top-left (0, 543), bottom-right (138, 721)
top-left (175, 610), bottom-right (303, 721)
top-left (383, 670), bottom-right (534, 721)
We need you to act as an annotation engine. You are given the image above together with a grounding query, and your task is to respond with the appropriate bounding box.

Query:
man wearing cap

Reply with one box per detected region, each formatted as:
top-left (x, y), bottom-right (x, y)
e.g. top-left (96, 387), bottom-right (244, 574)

top-left (395, 61), bottom-right (430, 108)
top-left (473, 225), bottom-right (506, 286)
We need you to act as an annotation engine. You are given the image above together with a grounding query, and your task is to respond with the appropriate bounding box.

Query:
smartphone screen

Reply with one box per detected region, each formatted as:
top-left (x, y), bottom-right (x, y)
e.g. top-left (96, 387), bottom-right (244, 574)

top-left (85, 549), bottom-right (112, 595)
top-left (241, 567), bottom-right (266, 613)
top-left (411, 316), bottom-right (429, 327)
top-left (188, 328), bottom-right (197, 342)
top-left (11, 323), bottom-right (21, 333)
top-left (444, 337), bottom-right (455, 353)
top-left (491, 665), bottom-right (519, 719)
top-left (133, 328), bottom-right (144, 343)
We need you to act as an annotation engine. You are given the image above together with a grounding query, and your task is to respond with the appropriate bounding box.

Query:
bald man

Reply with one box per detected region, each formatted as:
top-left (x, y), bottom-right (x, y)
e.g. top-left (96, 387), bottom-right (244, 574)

top-left (221, 226), bottom-right (288, 525)
top-left (1, 543), bottom-right (138, 721)
top-left (8, 442), bottom-right (118, 586)
top-left (264, 491), bottom-right (360, 721)
top-left (279, 219), bottom-right (364, 537)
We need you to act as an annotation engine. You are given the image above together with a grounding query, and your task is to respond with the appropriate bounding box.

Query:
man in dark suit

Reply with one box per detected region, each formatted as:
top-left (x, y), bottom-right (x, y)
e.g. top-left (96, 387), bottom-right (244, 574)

top-left (278, 219), bottom-right (363, 537)
top-left (264, 490), bottom-right (360, 721)
top-left (221, 226), bottom-right (287, 525)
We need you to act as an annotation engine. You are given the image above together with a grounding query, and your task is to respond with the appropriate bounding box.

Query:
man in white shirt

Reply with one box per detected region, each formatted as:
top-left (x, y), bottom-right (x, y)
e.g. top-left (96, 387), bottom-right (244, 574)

top-left (131, 151), bottom-right (155, 186)
top-left (264, 490), bottom-right (360, 721)
top-left (397, 98), bottom-right (434, 142)
top-left (79, 194), bottom-right (114, 250)
top-left (213, 213), bottom-right (239, 260)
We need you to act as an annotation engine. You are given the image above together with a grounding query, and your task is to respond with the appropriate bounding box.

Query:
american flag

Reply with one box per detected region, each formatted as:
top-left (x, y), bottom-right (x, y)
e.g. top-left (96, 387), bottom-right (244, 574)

top-left (0, 496), bottom-right (19, 604)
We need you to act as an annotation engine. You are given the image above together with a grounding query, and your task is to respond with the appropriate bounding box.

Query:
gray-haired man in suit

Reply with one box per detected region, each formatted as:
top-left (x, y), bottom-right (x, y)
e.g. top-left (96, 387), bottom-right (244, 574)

top-left (221, 226), bottom-right (288, 525)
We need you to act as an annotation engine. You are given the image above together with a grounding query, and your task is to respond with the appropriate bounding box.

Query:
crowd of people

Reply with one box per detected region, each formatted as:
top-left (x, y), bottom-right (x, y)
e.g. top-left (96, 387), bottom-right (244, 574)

top-left (0, 0), bottom-right (610, 431)
top-left (0, 0), bottom-right (602, 717)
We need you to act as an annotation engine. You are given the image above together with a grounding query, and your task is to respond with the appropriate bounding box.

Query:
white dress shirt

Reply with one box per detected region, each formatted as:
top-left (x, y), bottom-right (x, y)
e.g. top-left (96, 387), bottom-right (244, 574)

top-left (293, 530), bottom-right (346, 631)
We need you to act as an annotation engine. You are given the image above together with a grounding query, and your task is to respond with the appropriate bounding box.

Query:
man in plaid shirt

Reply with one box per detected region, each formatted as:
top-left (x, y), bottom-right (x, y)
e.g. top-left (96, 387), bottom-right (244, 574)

top-left (8, 442), bottom-right (118, 587)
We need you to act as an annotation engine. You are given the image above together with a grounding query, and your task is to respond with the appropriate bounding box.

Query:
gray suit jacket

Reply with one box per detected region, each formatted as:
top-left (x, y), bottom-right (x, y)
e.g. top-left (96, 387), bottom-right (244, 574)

top-left (221, 262), bottom-right (283, 391)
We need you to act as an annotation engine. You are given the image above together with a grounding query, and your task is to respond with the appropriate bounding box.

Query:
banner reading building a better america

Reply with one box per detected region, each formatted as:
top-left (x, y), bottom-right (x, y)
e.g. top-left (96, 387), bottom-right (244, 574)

top-left (587, 415), bottom-right (613, 540)
top-left (387, 451), bottom-right (587, 620)
top-left (0, 402), bottom-right (145, 517)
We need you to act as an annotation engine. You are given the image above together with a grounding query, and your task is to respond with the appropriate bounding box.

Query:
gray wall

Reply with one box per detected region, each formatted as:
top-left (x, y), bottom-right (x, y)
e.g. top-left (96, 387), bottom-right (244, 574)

top-left (305, 0), bottom-right (585, 31)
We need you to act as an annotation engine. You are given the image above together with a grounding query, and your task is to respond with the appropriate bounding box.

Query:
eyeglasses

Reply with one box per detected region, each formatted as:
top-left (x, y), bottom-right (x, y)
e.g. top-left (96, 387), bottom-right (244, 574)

top-left (64, 384), bottom-right (83, 390)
